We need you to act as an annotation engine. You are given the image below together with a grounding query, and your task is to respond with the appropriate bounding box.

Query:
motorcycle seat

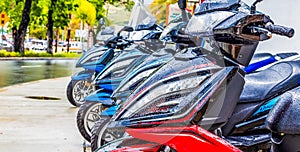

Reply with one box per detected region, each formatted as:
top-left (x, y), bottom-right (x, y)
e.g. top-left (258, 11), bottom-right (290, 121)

top-left (240, 60), bottom-right (300, 103)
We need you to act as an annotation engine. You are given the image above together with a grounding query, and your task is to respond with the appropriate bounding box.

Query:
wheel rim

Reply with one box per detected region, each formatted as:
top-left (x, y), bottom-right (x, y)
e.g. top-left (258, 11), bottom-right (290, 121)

top-left (83, 103), bottom-right (104, 137)
top-left (72, 80), bottom-right (94, 105)
top-left (100, 128), bottom-right (125, 146)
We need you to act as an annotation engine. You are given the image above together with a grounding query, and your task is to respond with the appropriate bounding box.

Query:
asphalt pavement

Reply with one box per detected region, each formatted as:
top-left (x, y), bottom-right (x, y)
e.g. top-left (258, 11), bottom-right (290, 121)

top-left (0, 77), bottom-right (89, 152)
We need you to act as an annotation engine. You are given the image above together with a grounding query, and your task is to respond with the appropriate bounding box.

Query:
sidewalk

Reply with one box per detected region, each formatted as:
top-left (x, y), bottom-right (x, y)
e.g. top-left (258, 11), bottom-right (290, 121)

top-left (0, 77), bottom-right (88, 152)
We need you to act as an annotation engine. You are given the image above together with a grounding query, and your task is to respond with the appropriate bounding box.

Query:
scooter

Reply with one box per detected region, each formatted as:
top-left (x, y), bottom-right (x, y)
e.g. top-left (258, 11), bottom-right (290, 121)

top-left (66, 2), bottom-right (165, 107)
top-left (75, 1), bottom-right (166, 142)
top-left (89, 1), bottom-right (299, 150)
top-left (97, 0), bottom-right (298, 151)
top-left (77, 13), bottom-right (192, 145)
top-left (66, 30), bottom-right (133, 107)
top-left (89, 1), bottom-right (299, 151)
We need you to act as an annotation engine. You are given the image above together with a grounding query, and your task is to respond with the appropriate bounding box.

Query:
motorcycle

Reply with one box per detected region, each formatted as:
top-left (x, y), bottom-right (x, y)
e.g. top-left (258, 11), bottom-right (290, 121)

top-left (90, 0), bottom-right (299, 150)
top-left (66, 1), bottom-right (166, 107)
top-left (66, 29), bottom-right (134, 107)
top-left (97, 0), bottom-right (298, 151)
top-left (76, 1), bottom-right (165, 142)
top-left (89, 2), bottom-right (299, 151)
top-left (77, 39), bottom-right (162, 142)
top-left (90, 18), bottom-right (194, 150)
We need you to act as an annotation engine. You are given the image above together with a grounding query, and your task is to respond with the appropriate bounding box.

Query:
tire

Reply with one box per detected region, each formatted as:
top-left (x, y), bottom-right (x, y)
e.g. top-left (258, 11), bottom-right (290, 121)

top-left (77, 102), bottom-right (107, 142)
top-left (91, 117), bottom-right (125, 151)
top-left (66, 80), bottom-right (94, 107)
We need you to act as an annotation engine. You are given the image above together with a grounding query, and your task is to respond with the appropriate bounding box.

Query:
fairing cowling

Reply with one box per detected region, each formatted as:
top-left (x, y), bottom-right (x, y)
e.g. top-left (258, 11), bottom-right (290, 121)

top-left (111, 53), bottom-right (174, 101)
top-left (108, 36), bottom-right (243, 130)
top-left (75, 47), bottom-right (112, 68)
top-left (93, 45), bottom-right (152, 85)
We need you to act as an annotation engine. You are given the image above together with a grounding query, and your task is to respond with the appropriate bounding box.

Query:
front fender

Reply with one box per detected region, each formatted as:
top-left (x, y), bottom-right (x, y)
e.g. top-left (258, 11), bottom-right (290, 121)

top-left (101, 105), bottom-right (119, 116)
top-left (71, 70), bottom-right (94, 81)
top-left (85, 89), bottom-right (114, 104)
top-left (82, 64), bottom-right (105, 73)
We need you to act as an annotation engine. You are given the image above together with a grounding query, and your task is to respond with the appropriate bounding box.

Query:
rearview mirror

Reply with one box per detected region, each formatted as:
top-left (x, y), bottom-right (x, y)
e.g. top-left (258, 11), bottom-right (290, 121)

top-left (117, 26), bottom-right (134, 36)
top-left (178, 0), bottom-right (187, 10)
top-left (121, 26), bottom-right (134, 32)
top-left (251, 0), bottom-right (263, 14)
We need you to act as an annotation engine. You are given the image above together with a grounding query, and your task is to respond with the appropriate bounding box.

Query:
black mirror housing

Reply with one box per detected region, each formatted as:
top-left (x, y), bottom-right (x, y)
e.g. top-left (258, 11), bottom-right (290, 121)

top-left (122, 26), bottom-right (134, 32)
top-left (178, 0), bottom-right (187, 10)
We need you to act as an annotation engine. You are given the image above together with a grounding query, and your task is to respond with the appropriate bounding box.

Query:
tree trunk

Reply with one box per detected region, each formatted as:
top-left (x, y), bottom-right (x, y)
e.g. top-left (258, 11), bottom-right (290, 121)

top-left (55, 28), bottom-right (59, 53)
top-left (14, 0), bottom-right (33, 55)
top-left (12, 26), bottom-right (17, 51)
top-left (66, 29), bottom-right (70, 53)
top-left (47, 0), bottom-right (56, 55)
top-left (92, 22), bottom-right (102, 45)
top-left (87, 26), bottom-right (94, 48)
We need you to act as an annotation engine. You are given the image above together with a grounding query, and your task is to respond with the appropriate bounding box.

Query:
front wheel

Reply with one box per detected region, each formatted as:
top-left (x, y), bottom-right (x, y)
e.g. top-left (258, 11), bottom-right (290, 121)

top-left (77, 102), bottom-right (107, 142)
top-left (91, 117), bottom-right (125, 151)
top-left (66, 80), bottom-right (94, 107)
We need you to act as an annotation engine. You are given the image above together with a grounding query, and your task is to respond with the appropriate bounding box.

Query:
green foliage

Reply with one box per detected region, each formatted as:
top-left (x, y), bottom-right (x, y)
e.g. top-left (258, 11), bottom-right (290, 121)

top-left (29, 27), bottom-right (47, 39)
top-left (2, 1), bottom-right (25, 28)
top-left (75, 0), bottom-right (96, 26)
top-left (0, 50), bottom-right (22, 57)
top-left (0, 50), bottom-right (81, 58)
top-left (1, 0), bottom-right (135, 53)
top-left (87, 0), bottom-right (107, 21)
top-left (149, 0), bottom-right (178, 25)
top-left (53, 0), bottom-right (77, 28)
top-left (30, 0), bottom-right (49, 26)
top-left (124, 0), bottom-right (135, 11)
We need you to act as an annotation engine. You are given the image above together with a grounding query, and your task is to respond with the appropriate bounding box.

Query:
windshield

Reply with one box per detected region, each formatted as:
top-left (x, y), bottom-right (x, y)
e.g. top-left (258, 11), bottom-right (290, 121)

top-left (97, 26), bottom-right (115, 41)
top-left (128, 1), bottom-right (157, 30)
top-left (185, 11), bottom-right (234, 36)
top-left (194, 0), bottom-right (240, 15)
top-left (159, 22), bottom-right (181, 42)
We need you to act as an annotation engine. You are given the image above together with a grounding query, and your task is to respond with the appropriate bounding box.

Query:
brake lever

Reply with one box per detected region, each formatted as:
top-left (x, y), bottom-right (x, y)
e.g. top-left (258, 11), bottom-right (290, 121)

top-left (248, 26), bottom-right (272, 41)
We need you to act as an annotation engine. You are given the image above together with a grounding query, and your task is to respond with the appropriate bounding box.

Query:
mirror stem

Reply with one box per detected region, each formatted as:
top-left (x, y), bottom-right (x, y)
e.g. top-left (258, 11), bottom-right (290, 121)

top-left (251, 0), bottom-right (263, 14)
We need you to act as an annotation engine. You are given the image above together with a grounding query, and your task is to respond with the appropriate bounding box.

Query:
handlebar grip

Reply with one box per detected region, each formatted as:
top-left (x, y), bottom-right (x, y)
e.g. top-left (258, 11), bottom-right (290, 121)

top-left (266, 24), bottom-right (295, 38)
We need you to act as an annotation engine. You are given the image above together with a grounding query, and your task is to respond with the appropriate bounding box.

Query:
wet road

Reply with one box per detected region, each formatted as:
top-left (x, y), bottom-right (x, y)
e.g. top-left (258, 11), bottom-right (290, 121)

top-left (0, 59), bottom-right (77, 88)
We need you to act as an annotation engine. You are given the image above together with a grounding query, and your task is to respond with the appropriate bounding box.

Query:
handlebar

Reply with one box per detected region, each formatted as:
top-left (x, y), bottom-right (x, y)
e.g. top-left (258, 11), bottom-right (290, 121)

top-left (265, 24), bottom-right (295, 38)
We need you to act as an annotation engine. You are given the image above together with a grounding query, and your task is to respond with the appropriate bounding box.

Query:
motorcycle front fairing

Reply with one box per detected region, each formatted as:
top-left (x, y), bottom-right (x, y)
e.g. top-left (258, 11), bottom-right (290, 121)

top-left (103, 52), bottom-right (175, 117)
top-left (75, 45), bottom-right (110, 68)
top-left (85, 44), bottom-right (154, 106)
top-left (97, 126), bottom-right (242, 152)
top-left (111, 52), bottom-right (174, 101)
top-left (111, 20), bottom-right (192, 104)
top-left (108, 35), bottom-right (243, 130)
top-left (71, 49), bottom-right (116, 81)
top-left (93, 44), bottom-right (153, 89)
